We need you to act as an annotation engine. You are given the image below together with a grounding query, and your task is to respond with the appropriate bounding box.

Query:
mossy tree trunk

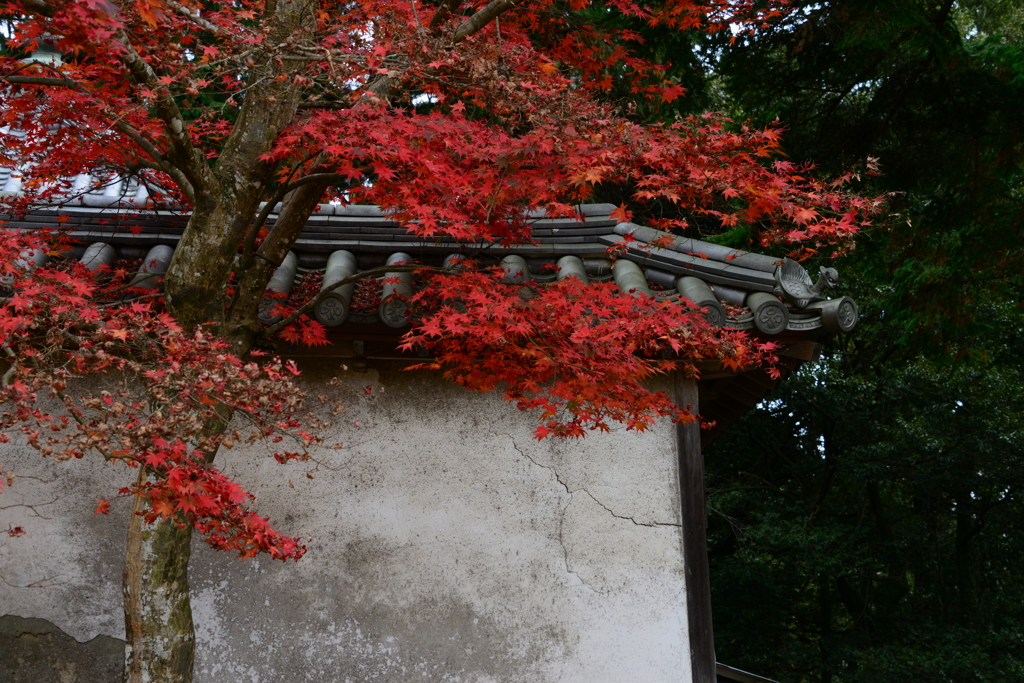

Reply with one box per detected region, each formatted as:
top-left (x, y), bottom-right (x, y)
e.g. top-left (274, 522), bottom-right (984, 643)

top-left (117, 1), bottom-right (320, 679)
top-left (123, 474), bottom-right (195, 683)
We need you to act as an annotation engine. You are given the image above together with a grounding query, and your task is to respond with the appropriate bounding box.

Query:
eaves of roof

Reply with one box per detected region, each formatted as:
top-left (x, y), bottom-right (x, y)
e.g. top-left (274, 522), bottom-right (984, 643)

top-left (0, 192), bottom-right (858, 338)
top-left (2, 179), bottom-right (856, 446)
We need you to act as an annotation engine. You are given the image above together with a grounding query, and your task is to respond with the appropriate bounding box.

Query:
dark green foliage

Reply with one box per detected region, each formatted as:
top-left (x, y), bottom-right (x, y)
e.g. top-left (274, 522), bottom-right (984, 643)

top-left (708, 348), bottom-right (1024, 682)
top-left (703, 1), bottom-right (1024, 680)
top-left (712, 0), bottom-right (1024, 354)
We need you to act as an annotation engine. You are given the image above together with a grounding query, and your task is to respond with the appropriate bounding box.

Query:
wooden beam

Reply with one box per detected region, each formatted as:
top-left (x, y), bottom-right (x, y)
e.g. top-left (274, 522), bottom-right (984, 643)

top-left (778, 339), bottom-right (822, 362)
top-left (739, 369), bottom-right (780, 391)
top-left (676, 377), bottom-right (716, 683)
top-left (720, 380), bottom-right (766, 406)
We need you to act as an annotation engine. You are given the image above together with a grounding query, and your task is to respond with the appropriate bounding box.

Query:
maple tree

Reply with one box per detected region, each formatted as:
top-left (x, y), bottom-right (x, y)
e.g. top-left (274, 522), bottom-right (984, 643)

top-left (0, 0), bottom-right (881, 680)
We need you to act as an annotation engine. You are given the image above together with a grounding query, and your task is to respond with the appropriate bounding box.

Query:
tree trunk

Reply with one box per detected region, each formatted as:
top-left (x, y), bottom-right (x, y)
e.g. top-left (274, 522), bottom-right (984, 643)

top-left (955, 501), bottom-right (977, 617)
top-left (123, 474), bottom-right (196, 683)
top-left (116, 1), bottom-right (363, 677)
top-left (818, 571), bottom-right (834, 682)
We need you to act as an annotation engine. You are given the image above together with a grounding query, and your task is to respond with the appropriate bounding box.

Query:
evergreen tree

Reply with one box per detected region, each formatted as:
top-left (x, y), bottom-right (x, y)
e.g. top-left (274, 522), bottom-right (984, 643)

top-left (705, 2), bottom-right (1024, 681)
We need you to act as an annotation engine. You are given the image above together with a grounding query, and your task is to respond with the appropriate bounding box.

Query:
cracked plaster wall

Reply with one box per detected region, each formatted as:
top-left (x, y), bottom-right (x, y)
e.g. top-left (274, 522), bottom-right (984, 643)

top-left (0, 362), bottom-right (690, 682)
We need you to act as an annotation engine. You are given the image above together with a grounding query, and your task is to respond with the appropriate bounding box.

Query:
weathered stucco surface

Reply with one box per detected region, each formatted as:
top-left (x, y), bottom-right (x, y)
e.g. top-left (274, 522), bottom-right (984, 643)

top-left (0, 362), bottom-right (689, 682)
top-left (0, 615), bottom-right (124, 682)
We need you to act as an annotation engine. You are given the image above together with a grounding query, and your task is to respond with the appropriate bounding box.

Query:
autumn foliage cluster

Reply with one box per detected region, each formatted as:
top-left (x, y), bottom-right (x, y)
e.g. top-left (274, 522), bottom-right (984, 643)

top-left (0, 0), bottom-right (879, 565)
top-left (405, 269), bottom-right (776, 438)
top-left (0, 231), bottom-right (313, 558)
top-left (0, 0), bottom-right (877, 245)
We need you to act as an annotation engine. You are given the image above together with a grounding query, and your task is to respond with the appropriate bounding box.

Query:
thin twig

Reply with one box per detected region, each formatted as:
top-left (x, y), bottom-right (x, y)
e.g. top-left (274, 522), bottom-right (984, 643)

top-left (0, 573), bottom-right (68, 589)
top-left (98, 293), bottom-right (165, 307)
top-left (164, 0), bottom-right (234, 37)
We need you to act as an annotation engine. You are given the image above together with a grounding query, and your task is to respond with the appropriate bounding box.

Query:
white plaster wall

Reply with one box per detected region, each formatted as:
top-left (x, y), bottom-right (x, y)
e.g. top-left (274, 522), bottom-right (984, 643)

top-left (0, 362), bottom-right (689, 682)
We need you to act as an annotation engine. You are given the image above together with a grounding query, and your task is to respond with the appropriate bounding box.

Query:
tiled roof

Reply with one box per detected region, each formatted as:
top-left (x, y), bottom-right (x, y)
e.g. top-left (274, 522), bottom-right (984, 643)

top-left (1, 171), bottom-right (856, 445)
top-left (1, 174), bottom-right (858, 336)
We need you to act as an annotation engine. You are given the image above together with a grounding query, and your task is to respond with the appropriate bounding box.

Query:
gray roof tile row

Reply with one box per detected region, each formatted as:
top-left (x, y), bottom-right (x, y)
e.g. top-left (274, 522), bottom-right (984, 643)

top-left (1, 178), bottom-right (857, 335)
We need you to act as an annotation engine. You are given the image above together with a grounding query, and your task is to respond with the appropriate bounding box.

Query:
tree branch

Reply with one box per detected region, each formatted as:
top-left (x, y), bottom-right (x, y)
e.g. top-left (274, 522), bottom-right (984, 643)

top-left (240, 160), bottom-right (323, 257)
top-left (113, 30), bottom-right (214, 197)
top-left (252, 175), bottom-right (336, 268)
top-left (430, 0), bottom-right (463, 29)
top-left (163, 0), bottom-right (233, 38)
top-left (2, 69), bottom-right (198, 204)
top-left (453, 0), bottom-right (522, 42)
top-left (18, 0), bottom-right (54, 16)
top-left (1, 346), bottom-right (19, 388)
top-left (3, 75), bottom-right (67, 87)
top-left (282, 173), bottom-right (352, 193)
top-left (252, 172), bottom-right (352, 243)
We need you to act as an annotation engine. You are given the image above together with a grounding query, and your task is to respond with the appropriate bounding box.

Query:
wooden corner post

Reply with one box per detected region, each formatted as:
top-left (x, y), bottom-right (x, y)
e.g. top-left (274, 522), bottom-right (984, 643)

top-left (676, 376), bottom-right (716, 683)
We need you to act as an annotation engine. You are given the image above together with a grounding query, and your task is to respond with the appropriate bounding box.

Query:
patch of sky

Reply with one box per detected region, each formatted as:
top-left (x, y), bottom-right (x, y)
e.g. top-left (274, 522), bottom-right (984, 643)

top-left (412, 93), bottom-right (439, 107)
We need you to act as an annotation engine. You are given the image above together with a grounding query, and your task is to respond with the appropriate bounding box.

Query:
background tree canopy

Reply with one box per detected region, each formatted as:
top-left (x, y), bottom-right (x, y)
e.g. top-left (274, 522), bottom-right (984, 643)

top-left (689, 1), bottom-right (1024, 681)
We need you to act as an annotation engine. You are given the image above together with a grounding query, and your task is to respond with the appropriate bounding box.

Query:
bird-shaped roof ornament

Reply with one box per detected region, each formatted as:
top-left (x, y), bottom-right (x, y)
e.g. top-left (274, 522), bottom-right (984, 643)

top-left (774, 261), bottom-right (839, 309)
